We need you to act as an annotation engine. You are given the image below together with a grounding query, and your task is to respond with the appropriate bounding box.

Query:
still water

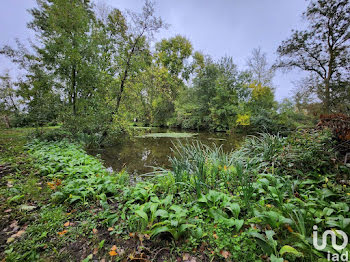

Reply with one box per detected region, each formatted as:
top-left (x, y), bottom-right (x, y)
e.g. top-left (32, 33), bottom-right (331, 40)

top-left (88, 128), bottom-right (244, 175)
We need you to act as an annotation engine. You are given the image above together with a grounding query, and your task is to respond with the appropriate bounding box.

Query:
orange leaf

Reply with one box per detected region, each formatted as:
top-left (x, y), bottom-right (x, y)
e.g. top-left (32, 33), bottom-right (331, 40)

top-left (64, 221), bottom-right (70, 227)
top-left (109, 250), bottom-right (118, 256)
top-left (55, 179), bottom-right (61, 186)
top-left (110, 245), bottom-right (117, 251)
top-left (58, 230), bottom-right (68, 236)
top-left (92, 228), bottom-right (98, 234)
top-left (107, 227), bottom-right (114, 232)
top-left (213, 233), bottom-right (218, 239)
top-left (286, 225), bottom-right (293, 233)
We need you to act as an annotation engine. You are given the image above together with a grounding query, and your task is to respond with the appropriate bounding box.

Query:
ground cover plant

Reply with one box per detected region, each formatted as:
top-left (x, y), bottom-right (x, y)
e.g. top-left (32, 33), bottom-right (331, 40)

top-left (0, 127), bottom-right (349, 261)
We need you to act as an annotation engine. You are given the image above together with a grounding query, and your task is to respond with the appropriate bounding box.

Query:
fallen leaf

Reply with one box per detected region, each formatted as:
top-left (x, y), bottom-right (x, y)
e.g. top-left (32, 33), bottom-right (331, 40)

top-left (109, 250), bottom-right (118, 256)
top-left (4, 209), bottom-right (12, 213)
top-left (64, 221), bottom-right (70, 227)
top-left (183, 253), bottom-right (190, 260)
top-left (138, 234), bottom-right (144, 242)
top-left (93, 247), bottom-right (99, 255)
top-left (118, 248), bottom-right (125, 256)
top-left (19, 204), bottom-right (36, 211)
top-left (92, 228), bottom-right (98, 234)
top-left (110, 245), bottom-right (117, 251)
top-left (6, 237), bottom-right (15, 243)
top-left (55, 179), bottom-right (62, 186)
top-left (9, 221), bottom-right (18, 228)
top-left (213, 233), bottom-right (218, 239)
top-left (220, 250), bottom-right (231, 259)
top-left (14, 230), bottom-right (26, 238)
top-left (58, 230), bottom-right (68, 236)
top-left (107, 227), bottom-right (114, 231)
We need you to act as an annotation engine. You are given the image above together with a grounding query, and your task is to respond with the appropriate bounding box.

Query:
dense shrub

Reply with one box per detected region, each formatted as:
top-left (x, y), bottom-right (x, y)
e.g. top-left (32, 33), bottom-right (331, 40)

top-left (29, 128), bottom-right (73, 142)
top-left (233, 130), bottom-right (337, 178)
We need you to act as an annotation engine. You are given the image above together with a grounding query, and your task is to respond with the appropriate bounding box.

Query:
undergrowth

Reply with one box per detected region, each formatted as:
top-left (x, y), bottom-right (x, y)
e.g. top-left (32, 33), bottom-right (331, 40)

top-left (0, 129), bottom-right (349, 261)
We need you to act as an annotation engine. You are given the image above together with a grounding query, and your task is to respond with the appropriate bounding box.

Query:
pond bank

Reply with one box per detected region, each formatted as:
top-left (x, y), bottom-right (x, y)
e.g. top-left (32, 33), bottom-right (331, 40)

top-left (88, 127), bottom-right (245, 175)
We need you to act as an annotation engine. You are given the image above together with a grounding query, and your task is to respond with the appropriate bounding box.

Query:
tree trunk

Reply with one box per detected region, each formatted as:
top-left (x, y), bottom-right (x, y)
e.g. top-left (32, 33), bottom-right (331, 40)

top-left (72, 65), bottom-right (77, 116)
top-left (2, 115), bottom-right (10, 128)
top-left (115, 42), bottom-right (138, 114)
top-left (115, 67), bottom-right (128, 113)
top-left (324, 79), bottom-right (330, 114)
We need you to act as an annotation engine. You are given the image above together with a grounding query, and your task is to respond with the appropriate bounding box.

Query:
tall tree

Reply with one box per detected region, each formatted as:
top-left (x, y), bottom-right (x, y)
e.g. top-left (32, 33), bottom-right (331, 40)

top-left (29, 0), bottom-right (88, 116)
top-left (246, 47), bottom-right (275, 87)
top-left (2, 0), bottom-right (115, 131)
top-left (111, 0), bottom-right (166, 115)
top-left (0, 72), bottom-right (18, 128)
top-left (155, 35), bottom-right (193, 81)
top-left (276, 0), bottom-right (349, 113)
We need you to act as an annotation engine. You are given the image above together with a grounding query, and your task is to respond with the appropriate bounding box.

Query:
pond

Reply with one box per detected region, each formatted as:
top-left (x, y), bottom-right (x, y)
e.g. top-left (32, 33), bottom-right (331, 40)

top-left (88, 128), bottom-right (244, 175)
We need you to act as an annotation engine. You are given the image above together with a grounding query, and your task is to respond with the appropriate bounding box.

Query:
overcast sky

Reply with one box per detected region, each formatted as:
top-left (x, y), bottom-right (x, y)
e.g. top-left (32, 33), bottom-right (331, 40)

top-left (0, 0), bottom-right (309, 101)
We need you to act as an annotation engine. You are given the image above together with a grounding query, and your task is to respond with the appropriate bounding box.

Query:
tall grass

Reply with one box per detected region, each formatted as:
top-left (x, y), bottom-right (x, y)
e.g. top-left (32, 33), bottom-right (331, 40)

top-left (169, 140), bottom-right (237, 196)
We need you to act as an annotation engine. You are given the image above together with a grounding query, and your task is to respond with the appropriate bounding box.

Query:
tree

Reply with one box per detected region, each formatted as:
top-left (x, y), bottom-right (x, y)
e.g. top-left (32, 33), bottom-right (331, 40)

top-left (111, 0), bottom-right (166, 115)
top-left (246, 47), bottom-right (275, 87)
top-left (175, 56), bottom-right (251, 130)
top-left (276, 0), bottom-right (349, 113)
top-left (0, 72), bottom-right (18, 113)
top-left (0, 72), bottom-right (18, 128)
top-left (248, 82), bottom-right (275, 111)
top-left (1, 0), bottom-right (115, 132)
top-left (17, 63), bottom-right (62, 127)
top-left (28, 0), bottom-right (99, 117)
top-left (155, 35), bottom-right (193, 80)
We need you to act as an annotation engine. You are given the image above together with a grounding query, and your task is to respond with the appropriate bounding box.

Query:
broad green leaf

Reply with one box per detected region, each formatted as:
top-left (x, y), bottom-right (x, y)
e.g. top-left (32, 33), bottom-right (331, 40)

top-left (154, 209), bottom-right (169, 218)
top-left (270, 254), bottom-right (283, 262)
top-left (151, 226), bottom-right (171, 238)
top-left (279, 245), bottom-right (303, 257)
top-left (135, 210), bottom-right (148, 223)
top-left (234, 219), bottom-right (244, 231)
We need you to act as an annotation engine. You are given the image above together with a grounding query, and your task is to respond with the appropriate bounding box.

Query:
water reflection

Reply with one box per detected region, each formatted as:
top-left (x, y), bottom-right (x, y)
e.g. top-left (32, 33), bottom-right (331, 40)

top-left (88, 128), bottom-right (243, 175)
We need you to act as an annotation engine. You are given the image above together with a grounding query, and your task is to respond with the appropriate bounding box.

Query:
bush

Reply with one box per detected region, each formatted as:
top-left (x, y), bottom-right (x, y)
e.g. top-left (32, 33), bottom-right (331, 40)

top-left (234, 129), bottom-right (337, 178)
top-left (29, 128), bottom-right (73, 142)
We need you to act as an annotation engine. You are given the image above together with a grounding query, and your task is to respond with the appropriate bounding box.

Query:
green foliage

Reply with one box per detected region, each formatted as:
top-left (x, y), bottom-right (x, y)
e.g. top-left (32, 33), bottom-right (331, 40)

top-left (2, 127), bottom-right (350, 261)
top-left (26, 140), bottom-right (129, 205)
top-left (156, 35), bottom-right (193, 79)
top-left (5, 207), bottom-right (67, 262)
top-left (175, 56), bottom-right (251, 131)
top-left (233, 130), bottom-right (336, 178)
